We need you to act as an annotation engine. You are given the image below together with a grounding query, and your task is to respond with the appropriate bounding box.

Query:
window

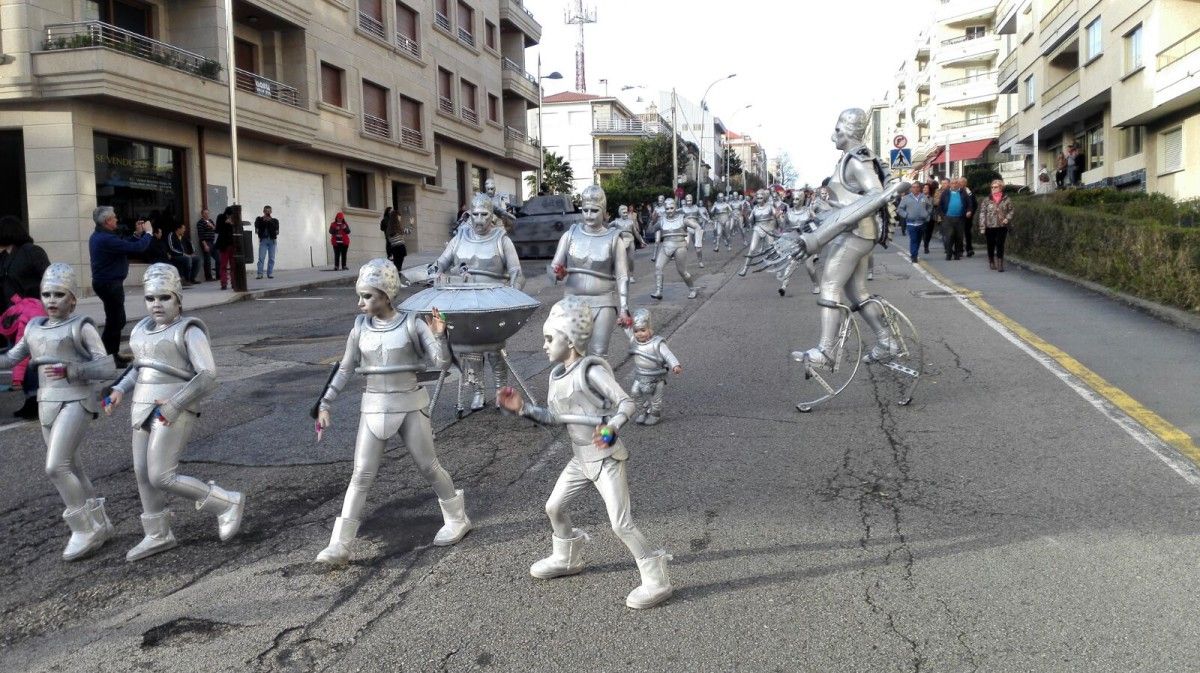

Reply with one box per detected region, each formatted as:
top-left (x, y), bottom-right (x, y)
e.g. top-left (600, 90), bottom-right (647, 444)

top-left (346, 170), bottom-right (370, 209)
top-left (460, 80), bottom-right (477, 111)
top-left (438, 68), bottom-right (453, 102)
top-left (320, 62), bottom-right (344, 107)
top-left (1159, 127), bottom-right (1183, 174)
top-left (396, 2), bottom-right (419, 55)
top-left (487, 93), bottom-right (499, 123)
top-left (362, 80), bottom-right (389, 138)
top-left (1023, 74), bottom-right (1035, 108)
top-left (457, 1), bottom-right (473, 36)
top-left (1125, 24), bottom-right (1143, 73)
top-left (90, 0), bottom-right (152, 37)
top-left (1085, 18), bottom-right (1102, 61)
top-left (485, 20), bottom-right (496, 50)
top-left (1086, 125), bottom-right (1104, 170)
top-left (400, 96), bottom-right (422, 147)
top-left (471, 166), bottom-right (487, 194)
top-left (965, 25), bottom-right (985, 40)
top-left (1120, 126), bottom-right (1144, 159)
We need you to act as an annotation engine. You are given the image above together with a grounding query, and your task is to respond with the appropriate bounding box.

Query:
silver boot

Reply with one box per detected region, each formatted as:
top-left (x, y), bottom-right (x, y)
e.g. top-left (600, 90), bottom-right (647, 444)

top-left (62, 505), bottom-right (107, 561)
top-left (126, 511), bottom-right (177, 562)
top-left (530, 528), bottom-right (589, 579)
top-left (316, 516), bottom-right (360, 567)
top-left (87, 497), bottom-right (115, 537)
top-left (625, 550), bottom-right (673, 609)
top-left (196, 481), bottom-right (245, 541)
top-left (651, 274), bottom-right (664, 300)
top-left (433, 489), bottom-right (472, 546)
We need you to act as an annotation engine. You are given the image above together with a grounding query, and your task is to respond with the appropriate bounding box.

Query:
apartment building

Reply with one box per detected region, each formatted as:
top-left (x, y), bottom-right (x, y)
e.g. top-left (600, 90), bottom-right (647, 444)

top-left (999, 0), bottom-right (1200, 198)
top-left (0, 0), bottom-right (541, 280)
top-left (726, 131), bottom-right (768, 190)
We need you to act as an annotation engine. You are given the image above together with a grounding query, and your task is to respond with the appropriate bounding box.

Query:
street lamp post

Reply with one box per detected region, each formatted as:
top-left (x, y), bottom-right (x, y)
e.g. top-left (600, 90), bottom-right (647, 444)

top-left (536, 55), bottom-right (563, 196)
top-left (724, 104), bottom-right (752, 192)
top-left (223, 0), bottom-right (247, 291)
top-left (696, 73), bottom-right (736, 206)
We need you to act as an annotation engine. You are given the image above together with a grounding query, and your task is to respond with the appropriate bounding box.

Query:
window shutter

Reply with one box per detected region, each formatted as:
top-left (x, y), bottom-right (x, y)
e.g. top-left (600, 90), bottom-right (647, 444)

top-left (1160, 128), bottom-right (1183, 173)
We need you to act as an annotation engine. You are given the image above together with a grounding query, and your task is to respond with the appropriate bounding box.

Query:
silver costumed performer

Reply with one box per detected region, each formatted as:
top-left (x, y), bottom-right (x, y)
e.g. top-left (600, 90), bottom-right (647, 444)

top-left (737, 189), bottom-right (781, 276)
top-left (0, 263), bottom-right (115, 560)
top-left (315, 259), bottom-right (469, 566)
top-left (610, 204), bottom-right (645, 281)
top-left (793, 108), bottom-right (905, 366)
top-left (709, 193), bottom-right (734, 252)
top-left (428, 192), bottom-right (524, 411)
top-left (108, 264), bottom-right (245, 562)
top-left (483, 178), bottom-right (516, 232)
top-left (679, 194), bottom-right (709, 267)
top-left (623, 308), bottom-right (681, 426)
top-left (497, 297), bottom-right (672, 610)
top-left (549, 185), bottom-right (631, 358)
top-left (648, 198), bottom-right (700, 301)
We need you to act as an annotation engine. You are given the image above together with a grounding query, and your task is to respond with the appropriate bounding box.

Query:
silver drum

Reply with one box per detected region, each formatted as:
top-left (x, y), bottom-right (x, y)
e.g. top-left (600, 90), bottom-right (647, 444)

top-left (398, 283), bottom-right (540, 353)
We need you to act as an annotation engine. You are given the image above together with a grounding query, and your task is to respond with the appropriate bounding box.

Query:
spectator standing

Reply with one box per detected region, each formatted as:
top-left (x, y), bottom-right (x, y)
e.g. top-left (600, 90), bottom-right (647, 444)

top-left (920, 182), bottom-right (937, 254)
top-left (168, 222), bottom-right (201, 284)
top-left (329, 212), bottom-right (351, 271)
top-left (88, 206), bottom-right (151, 361)
top-left (937, 177), bottom-right (974, 260)
top-left (381, 207), bottom-right (409, 275)
top-left (1069, 144), bottom-right (1086, 186)
top-left (1036, 168), bottom-right (1056, 195)
top-left (254, 205), bottom-right (279, 279)
top-left (195, 208), bottom-right (217, 281)
top-left (977, 179), bottom-right (1015, 272)
top-left (0, 216), bottom-right (50, 418)
top-left (215, 209), bottom-right (236, 290)
top-left (896, 182), bottom-right (932, 263)
top-left (961, 180), bottom-right (977, 258)
top-left (1055, 151), bottom-right (1067, 188)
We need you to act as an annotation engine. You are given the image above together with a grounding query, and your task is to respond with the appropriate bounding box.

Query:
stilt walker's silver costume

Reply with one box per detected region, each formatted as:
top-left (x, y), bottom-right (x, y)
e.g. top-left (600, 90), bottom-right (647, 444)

top-left (501, 297), bottom-right (672, 609)
top-left (709, 194), bottom-right (734, 252)
top-left (109, 264), bottom-right (244, 562)
top-left (680, 194), bottom-right (709, 268)
top-left (610, 205), bottom-right (644, 280)
top-left (550, 185), bottom-right (631, 358)
top-left (0, 264), bottom-right (115, 561)
top-left (648, 198), bottom-right (700, 301)
top-left (737, 189), bottom-right (781, 276)
top-left (793, 108), bottom-right (907, 366)
top-left (624, 309), bottom-right (681, 426)
top-left (315, 260), bottom-right (469, 565)
top-left (428, 193), bottom-right (524, 411)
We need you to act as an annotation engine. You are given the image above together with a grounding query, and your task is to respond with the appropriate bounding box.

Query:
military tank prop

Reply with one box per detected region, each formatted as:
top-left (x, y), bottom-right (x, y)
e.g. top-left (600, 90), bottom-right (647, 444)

top-left (508, 194), bottom-right (583, 259)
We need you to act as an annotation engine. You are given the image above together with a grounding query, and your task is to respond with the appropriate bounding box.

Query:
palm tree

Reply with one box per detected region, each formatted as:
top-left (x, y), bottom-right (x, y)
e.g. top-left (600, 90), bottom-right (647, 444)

top-left (525, 150), bottom-right (574, 195)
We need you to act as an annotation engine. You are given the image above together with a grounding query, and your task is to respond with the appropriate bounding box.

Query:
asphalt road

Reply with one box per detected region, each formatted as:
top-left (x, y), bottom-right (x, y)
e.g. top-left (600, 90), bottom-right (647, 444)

top-left (2, 239), bottom-right (1199, 673)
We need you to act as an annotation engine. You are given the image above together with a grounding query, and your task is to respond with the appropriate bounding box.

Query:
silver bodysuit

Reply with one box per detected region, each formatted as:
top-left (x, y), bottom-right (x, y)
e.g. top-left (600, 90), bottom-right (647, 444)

top-left (551, 224), bottom-right (630, 357)
top-left (652, 214), bottom-right (699, 297)
top-left (739, 202), bottom-right (780, 275)
top-left (626, 334), bottom-right (680, 419)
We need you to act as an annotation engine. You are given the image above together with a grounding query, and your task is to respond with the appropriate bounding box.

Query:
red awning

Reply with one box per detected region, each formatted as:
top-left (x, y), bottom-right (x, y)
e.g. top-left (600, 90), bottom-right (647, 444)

top-left (925, 139), bottom-right (995, 167)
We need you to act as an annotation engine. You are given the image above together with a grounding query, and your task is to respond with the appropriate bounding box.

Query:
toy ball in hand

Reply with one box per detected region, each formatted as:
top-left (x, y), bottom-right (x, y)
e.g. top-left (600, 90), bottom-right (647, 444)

top-left (598, 426), bottom-right (617, 446)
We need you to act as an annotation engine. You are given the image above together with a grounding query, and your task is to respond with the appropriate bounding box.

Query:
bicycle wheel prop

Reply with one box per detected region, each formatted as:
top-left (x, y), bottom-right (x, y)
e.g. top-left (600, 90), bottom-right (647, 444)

top-left (876, 301), bottom-right (923, 406)
top-left (793, 308), bottom-right (863, 413)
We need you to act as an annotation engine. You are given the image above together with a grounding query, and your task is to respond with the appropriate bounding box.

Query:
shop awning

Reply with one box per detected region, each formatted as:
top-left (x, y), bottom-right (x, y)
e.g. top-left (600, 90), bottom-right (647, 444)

top-left (924, 139), bottom-right (996, 167)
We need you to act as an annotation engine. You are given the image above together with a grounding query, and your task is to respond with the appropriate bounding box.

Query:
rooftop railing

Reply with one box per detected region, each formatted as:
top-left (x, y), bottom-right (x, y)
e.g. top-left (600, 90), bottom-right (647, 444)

top-left (43, 21), bottom-right (221, 80)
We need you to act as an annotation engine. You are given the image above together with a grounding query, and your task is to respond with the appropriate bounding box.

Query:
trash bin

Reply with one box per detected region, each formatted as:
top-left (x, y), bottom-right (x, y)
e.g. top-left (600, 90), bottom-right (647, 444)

top-left (240, 224), bottom-right (254, 264)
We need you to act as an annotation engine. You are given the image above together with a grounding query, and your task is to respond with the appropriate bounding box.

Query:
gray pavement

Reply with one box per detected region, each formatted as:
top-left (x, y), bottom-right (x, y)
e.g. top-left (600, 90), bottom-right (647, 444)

top-left (2, 240), bottom-right (1200, 672)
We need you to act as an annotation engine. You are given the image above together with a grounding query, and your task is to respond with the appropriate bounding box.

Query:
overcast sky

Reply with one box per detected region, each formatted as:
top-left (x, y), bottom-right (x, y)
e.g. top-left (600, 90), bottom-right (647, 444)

top-left (524, 0), bottom-right (935, 184)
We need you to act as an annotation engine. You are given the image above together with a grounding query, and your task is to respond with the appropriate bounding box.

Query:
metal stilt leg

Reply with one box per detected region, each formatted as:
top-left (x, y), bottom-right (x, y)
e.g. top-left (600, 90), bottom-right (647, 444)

top-left (499, 348), bottom-right (536, 406)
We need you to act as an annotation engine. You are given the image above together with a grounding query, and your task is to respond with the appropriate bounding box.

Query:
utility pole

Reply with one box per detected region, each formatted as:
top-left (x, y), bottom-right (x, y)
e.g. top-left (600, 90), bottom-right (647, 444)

top-left (564, 0), bottom-right (596, 92)
top-left (671, 88), bottom-right (678, 197)
top-left (223, 0), bottom-right (247, 291)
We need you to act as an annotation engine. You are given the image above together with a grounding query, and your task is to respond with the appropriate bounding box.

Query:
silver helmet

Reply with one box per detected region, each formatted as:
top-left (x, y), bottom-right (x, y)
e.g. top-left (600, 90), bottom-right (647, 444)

top-left (143, 263), bottom-right (183, 300)
top-left (631, 308), bottom-right (652, 331)
top-left (545, 296), bottom-right (593, 354)
top-left (41, 263), bottom-right (80, 300)
top-left (356, 258), bottom-right (402, 301)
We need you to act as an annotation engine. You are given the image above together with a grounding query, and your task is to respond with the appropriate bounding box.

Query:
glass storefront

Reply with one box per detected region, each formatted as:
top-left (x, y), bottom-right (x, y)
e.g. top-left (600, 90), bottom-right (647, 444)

top-left (94, 133), bottom-right (184, 231)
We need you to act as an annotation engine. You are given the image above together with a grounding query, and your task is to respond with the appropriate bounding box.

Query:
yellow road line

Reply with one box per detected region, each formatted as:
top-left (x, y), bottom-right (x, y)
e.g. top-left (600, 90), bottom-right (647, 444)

top-left (920, 261), bottom-right (1200, 466)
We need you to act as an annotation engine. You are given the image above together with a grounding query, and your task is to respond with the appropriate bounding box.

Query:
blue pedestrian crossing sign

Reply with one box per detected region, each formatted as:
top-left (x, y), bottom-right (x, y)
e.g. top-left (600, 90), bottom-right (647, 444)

top-left (889, 148), bottom-right (913, 168)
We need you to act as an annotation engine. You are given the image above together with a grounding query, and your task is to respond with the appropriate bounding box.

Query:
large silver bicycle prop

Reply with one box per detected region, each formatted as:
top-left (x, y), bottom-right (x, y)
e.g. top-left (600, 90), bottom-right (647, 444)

top-left (748, 182), bottom-right (923, 412)
top-left (399, 283), bottom-right (540, 419)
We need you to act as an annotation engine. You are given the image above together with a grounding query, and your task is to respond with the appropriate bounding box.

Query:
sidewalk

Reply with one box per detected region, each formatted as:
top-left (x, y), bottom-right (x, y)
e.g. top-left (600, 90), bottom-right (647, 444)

top-left (76, 253), bottom-right (438, 328)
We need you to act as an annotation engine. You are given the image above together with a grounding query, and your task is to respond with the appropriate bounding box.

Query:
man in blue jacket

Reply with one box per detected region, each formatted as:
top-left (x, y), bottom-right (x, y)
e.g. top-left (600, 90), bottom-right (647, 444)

top-left (89, 206), bottom-right (151, 362)
top-left (937, 177), bottom-right (975, 260)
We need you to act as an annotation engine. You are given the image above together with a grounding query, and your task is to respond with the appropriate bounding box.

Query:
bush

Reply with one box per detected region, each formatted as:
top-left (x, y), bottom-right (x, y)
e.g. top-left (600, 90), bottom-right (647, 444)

top-left (1009, 197), bottom-right (1200, 313)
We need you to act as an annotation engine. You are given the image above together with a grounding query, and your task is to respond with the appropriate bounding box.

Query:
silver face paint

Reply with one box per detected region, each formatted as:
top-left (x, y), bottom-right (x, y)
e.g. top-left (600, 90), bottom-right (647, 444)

top-left (144, 293), bottom-right (181, 327)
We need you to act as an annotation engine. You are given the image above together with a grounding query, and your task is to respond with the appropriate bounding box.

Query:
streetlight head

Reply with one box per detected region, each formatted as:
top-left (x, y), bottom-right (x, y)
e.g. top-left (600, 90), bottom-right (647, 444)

top-left (547, 71), bottom-right (563, 80)
top-left (727, 73), bottom-right (737, 79)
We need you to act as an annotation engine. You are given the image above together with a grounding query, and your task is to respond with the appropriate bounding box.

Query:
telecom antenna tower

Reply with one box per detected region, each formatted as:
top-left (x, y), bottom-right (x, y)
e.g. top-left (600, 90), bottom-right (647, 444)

top-left (564, 0), bottom-right (596, 92)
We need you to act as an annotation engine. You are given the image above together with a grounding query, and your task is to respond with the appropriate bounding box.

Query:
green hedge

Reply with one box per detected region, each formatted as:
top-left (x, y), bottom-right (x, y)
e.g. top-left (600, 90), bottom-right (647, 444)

top-left (1009, 196), bottom-right (1200, 313)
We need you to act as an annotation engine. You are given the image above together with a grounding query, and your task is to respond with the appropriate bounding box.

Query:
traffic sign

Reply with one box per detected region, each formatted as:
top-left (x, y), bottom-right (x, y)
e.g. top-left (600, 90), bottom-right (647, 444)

top-left (893, 135), bottom-right (908, 149)
top-left (889, 148), bottom-right (912, 168)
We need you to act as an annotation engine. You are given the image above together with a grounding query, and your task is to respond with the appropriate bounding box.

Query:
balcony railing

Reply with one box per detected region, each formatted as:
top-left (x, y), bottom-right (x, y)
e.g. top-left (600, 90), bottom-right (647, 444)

top-left (941, 32), bottom-right (989, 46)
top-left (594, 153), bottom-right (629, 168)
top-left (438, 96), bottom-right (455, 115)
top-left (400, 125), bottom-right (423, 149)
top-left (358, 10), bottom-right (385, 41)
top-left (457, 27), bottom-right (475, 48)
top-left (504, 126), bottom-right (528, 143)
top-left (940, 115), bottom-right (998, 130)
top-left (235, 68), bottom-right (304, 109)
top-left (941, 70), bottom-right (997, 87)
top-left (1158, 27), bottom-right (1200, 70)
top-left (997, 51), bottom-right (1017, 83)
top-left (501, 57), bottom-right (538, 86)
top-left (1041, 69), bottom-right (1079, 103)
top-left (434, 12), bottom-right (451, 32)
top-left (998, 115), bottom-right (1018, 145)
top-left (592, 118), bottom-right (667, 135)
top-left (515, 0), bottom-right (536, 21)
top-left (460, 106), bottom-right (478, 125)
top-left (43, 21), bottom-right (221, 81)
top-left (395, 33), bottom-right (420, 59)
top-left (363, 113), bottom-right (390, 139)
top-left (1039, 0), bottom-right (1072, 31)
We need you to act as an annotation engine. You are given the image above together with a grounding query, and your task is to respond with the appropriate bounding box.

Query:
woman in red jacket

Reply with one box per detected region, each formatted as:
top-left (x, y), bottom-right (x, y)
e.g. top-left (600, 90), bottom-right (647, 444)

top-left (329, 212), bottom-right (351, 270)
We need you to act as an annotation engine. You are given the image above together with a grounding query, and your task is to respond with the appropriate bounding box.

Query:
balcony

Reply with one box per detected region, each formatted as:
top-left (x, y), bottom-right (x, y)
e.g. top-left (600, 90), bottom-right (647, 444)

top-left (1158, 27), bottom-right (1200, 71)
top-left (592, 117), bottom-right (667, 136)
top-left (936, 70), bottom-right (998, 108)
top-left (940, 115), bottom-right (1000, 142)
top-left (937, 33), bottom-right (1001, 65)
top-left (1141, 27), bottom-right (1200, 124)
top-left (997, 50), bottom-right (1018, 92)
top-left (395, 33), bottom-right (420, 60)
top-left (43, 22), bottom-right (221, 81)
top-left (936, 0), bottom-right (996, 25)
top-left (363, 113), bottom-right (390, 140)
top-left (1040, 69), bottom-right (1081, 125)
top-left (594, 153), bottom-right (629, 169)
top-left (1039, 0), bottom-right (1078, 55)
top-left (357, 9), bottom-right (386, 41)
top-left (995, 0), bottom-right (1019, 34)
top-left (501, 57), bottom-right (538, 103)
top-left (235, 68), bottom-right (304, 109)
top-left (499, 0), bottom-right (541, 46)
top-left (503, 126), bottom-right (539, 168)
top-left (400, 125), bottom-right (423, 150)
top-left (997, 114), bottom-right (1019, 148)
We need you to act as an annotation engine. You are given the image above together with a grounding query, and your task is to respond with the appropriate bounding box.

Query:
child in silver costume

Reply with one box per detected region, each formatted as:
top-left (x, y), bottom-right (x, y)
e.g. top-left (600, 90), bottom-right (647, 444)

top-left (0, 263), bottom-right (116, 561)
top-left (623, 308), bottom-right (681, 426)
top-left (107, 264), bottom-right (245, 562)
top-left (497, 297), bottom-right (673, 609)
top-left (315, 259), bottom-right (469, 566)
